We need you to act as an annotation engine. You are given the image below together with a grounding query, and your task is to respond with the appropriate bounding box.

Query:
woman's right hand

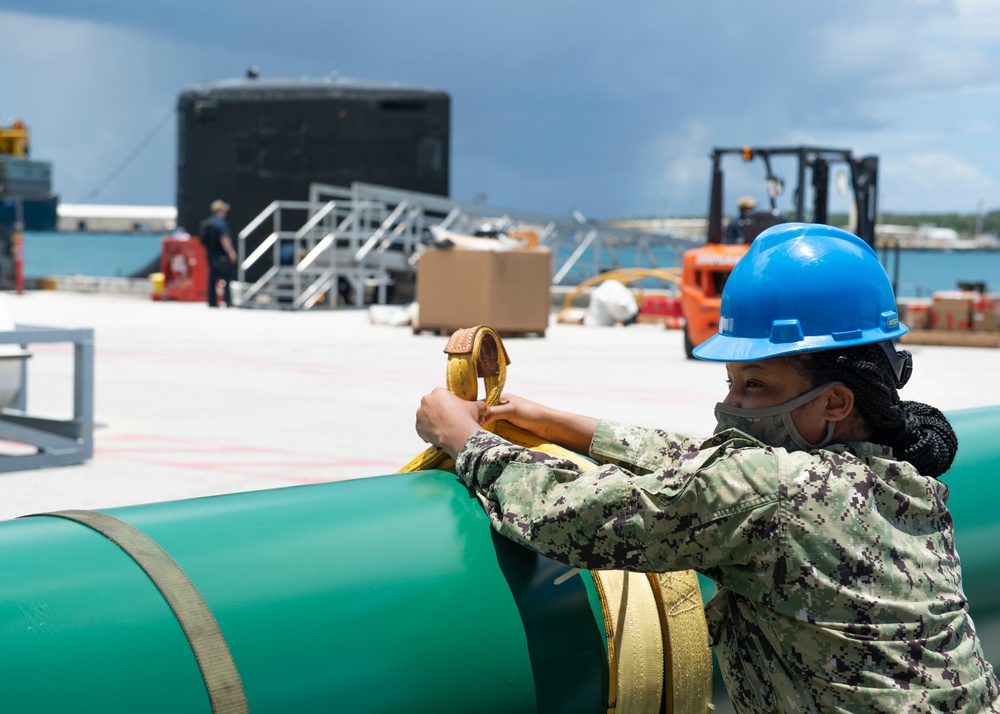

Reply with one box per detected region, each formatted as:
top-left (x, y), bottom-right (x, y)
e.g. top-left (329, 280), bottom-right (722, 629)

top-left (482, 394), bottom-right (599, 454)
top-left (481, 394), bottom-right (552, 435)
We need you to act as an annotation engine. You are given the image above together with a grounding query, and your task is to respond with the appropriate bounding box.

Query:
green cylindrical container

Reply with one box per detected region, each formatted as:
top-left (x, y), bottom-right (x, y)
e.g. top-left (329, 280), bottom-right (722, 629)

top-left (0, 407), bottom-right (998, 711)
top-left (940, 407), bottom-right (1000, 668)
top-left (944, 407), bottom-right (1000, 611)
top-left (0, 470), bottom-right (608, 713)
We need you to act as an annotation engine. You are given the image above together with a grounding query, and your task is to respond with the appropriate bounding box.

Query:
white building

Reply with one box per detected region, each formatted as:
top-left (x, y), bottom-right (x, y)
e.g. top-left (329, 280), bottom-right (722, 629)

top-left (57, 204), bottom-right (177, 233)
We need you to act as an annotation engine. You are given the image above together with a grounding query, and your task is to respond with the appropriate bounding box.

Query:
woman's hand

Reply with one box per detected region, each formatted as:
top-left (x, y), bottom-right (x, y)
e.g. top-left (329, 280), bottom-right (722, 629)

top-left (483, 393), bottom-right (599, 455)
top-left (415, 388), bottom-right (486, 457)
top-left (481, 394), bottom-right (552, 435)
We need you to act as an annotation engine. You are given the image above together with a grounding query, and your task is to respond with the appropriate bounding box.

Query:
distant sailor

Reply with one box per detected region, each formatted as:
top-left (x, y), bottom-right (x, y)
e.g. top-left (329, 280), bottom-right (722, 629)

top-left (200, 199), bottom-right (238, 308)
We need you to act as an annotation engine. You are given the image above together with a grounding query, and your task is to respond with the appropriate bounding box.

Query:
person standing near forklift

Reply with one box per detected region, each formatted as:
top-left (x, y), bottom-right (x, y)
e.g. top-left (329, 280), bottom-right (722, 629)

top-left (723, 195), bottom-right (758, 244)
top-left (200, 199), bottom-right (239, 308)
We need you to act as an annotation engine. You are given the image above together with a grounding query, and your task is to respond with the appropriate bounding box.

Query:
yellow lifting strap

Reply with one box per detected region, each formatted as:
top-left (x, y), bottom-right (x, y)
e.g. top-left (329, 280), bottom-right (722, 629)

top-left (399, 325), bottom-right (596, 473)
top-left (400, 325), bottom-right (713, 713)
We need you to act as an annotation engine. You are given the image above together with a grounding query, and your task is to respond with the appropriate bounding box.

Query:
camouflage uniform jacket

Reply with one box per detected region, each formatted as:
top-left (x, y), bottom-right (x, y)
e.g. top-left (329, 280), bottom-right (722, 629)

top-left (455, 421), bottom-right (1000, 713)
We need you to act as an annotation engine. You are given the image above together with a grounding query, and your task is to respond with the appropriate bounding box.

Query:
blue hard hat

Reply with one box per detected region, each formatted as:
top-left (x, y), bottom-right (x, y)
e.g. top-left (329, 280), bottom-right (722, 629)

top-left (693, 223), bottom-right (908, 362)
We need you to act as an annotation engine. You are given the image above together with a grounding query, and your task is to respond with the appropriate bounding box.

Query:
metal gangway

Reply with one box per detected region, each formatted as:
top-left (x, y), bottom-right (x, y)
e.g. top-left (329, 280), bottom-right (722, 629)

top-left (235, 181), bottom-right (701, 310)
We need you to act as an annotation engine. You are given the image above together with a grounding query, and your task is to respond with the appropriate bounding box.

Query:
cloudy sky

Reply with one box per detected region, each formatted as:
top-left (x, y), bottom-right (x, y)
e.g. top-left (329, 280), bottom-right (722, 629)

top-left (2, 1), bottom-right (1000, 220)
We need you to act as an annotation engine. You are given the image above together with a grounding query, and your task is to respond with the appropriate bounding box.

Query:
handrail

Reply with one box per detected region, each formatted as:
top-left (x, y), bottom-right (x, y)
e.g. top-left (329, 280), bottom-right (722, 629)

top-left (241, 233), bottom-right (279, 272)
top-left (537, 222), bottom-right (557, 245)
top-left (238, 265), bottom-right (280, 304)
top-left (237, 200), bottom-right (317, 279)
top-left (237, 202), bottom-right (279, 282)
top-left (298, 234), bottom-right (335, 272)
top-left (293, 268), bottom-right (336, 310)
top-left (308, 183), bottom-right (354, 207)
top-left (295, 201), bottom-right (337, 239)
top-left (238, 201), bottom-right (280, 241)
top-left (293, 200), bottom-right (341, 271)
top-left (552, 229), bottom-right (599, 285)
top-left (377, 206), bottom-right (423, 253)
top-left (437, 207), bottom-right (461, 232)
top-left (354, 201), bottom-right (408, 264)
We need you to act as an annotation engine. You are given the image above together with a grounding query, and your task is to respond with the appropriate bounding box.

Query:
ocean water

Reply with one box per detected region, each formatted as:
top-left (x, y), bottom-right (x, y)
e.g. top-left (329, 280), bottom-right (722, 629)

top-left (21, 231), bottom-right (1000, 298)
top-left (878, 248), bottom-right (1000, 298)
top-left (23, 231), bottom-right (163, 279)
top-left (552, 243), bottom-right (1000, 298)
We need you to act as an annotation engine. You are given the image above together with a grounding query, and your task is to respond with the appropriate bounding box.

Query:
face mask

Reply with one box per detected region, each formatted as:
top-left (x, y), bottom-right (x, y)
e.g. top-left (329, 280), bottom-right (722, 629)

top-left (714, 381), bottom-right (842, 452)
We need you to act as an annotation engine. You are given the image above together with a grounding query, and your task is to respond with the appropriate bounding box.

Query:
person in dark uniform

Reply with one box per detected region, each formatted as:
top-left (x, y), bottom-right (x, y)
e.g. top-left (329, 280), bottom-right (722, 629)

top-left (200, 199), bottom-right (238, 307)
top-left (723, 195), bottom-right (758, 244)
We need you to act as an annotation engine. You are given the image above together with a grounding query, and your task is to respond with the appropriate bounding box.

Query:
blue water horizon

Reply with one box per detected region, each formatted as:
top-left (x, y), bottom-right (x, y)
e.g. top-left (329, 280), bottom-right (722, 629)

top-left (23, 231), bottom-right (165, 280)
top-left (22, 230), bottom-right (1000, 298)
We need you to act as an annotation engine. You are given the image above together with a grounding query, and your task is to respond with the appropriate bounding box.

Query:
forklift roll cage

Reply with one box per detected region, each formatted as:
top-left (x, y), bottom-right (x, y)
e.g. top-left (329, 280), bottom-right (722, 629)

top-left (705, 146), bottom-right (879, 247)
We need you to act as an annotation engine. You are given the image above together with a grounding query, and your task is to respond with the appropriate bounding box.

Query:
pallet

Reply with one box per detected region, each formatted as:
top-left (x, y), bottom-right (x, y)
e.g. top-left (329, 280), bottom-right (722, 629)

top-left (900, 329), bottom-right (1000, 348)
top-left (412, 325), bottom-right (546, 339)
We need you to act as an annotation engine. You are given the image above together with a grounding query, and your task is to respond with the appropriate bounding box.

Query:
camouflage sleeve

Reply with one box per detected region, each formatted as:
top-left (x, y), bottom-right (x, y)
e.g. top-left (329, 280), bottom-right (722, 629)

top-left (455, 425), bottom-right (782, 574)
top-left (589, 419), bottom-right (704, 472)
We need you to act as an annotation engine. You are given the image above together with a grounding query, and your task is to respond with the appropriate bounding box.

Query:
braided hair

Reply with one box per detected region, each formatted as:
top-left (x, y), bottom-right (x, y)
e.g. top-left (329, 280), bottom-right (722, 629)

top-left (793, 343), bottom-right (958, 478)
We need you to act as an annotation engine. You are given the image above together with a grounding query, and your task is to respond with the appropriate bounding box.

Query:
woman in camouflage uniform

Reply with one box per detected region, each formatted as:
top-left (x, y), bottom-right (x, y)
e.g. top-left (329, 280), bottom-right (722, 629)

top-left (416, 223), bottom-right (999, 712)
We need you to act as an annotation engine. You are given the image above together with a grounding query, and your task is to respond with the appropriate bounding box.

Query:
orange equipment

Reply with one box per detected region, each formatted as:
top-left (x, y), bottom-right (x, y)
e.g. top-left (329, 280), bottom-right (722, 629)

top-left (679, 244), bottom-right (748, 353)
top-left (0, 119), bottom-right (30, 158)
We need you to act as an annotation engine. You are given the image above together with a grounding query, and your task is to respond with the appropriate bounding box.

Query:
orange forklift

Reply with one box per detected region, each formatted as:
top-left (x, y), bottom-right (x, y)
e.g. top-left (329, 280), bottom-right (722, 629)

top-left (681, 146), bottom-right (879, 357)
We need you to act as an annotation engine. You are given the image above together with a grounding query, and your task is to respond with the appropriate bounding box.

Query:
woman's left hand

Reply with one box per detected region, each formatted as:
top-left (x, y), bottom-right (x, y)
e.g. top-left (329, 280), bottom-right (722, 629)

top-left (415, 388), bottom-right (486, 457)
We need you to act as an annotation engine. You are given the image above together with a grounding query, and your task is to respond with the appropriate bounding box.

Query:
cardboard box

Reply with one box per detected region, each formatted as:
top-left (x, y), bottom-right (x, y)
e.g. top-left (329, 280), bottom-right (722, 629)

top-left (415, 248), bottom-right (552, 335)
top-left (930, 291), bottom-right (974, 331)
top-left (973, 294), bottom-right (998, 332)
top-left (899, 300), bottom-right (931, 331)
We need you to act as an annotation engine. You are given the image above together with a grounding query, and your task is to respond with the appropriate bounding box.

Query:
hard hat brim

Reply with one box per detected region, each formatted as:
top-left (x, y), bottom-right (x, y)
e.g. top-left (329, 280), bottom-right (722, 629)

top-left (693, 324), bottom-right (910, 362)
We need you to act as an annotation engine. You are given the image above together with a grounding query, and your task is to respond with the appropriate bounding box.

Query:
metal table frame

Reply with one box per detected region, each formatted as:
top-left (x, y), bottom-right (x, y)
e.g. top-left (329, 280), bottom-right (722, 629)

top-left (0, 324), bottom-right (94, 472)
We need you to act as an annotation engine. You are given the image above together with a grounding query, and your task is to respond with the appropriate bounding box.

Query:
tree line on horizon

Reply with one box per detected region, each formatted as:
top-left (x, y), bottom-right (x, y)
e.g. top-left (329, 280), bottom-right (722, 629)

top-left (837, 212), bottom-right (1000, 236)
top-left (650, 211), bottom-right (1000, 236)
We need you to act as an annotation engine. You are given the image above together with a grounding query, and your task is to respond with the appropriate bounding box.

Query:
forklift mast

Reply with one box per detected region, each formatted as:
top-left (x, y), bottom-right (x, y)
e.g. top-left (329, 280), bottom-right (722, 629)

top-left (705, 146), bottom-right (878, 246)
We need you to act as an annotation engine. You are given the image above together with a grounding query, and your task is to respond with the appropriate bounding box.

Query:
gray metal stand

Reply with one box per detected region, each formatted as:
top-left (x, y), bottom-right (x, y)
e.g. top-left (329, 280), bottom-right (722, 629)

top-left (0, 324), bottom-right (94, 472)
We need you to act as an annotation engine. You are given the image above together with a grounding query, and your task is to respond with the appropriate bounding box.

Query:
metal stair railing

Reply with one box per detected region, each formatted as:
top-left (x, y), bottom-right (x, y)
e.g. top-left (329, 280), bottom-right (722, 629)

top-left (354, 200), bottom-right (410, 264)
top-left (552, 229), bottom-right (599, 285)
top-left (239, 265), bottom-right (280, 305)
top-left (237, 200), bottom-right (279, 280)
top-left (232, 181), bottom-right (702, 310)
top-left (376, 205), bottom-right (425, 255)
top-left (294, 268), bottom-right (337, 310)
top-left (236, 199), bottom-right (340, 307)
top-left (297, 211), bottom-right (355, 272)
top-left (346, 182), bottom-right (699, 284)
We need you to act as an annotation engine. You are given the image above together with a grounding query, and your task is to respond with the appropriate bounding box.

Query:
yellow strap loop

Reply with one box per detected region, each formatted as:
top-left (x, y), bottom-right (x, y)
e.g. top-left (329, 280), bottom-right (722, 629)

top-left (401, 325), bottom-right (594, 473)
top-left (591, 570), bottom-right (663, 714)
top-left (444, 325), bottom-right (507, 406)
top-left (402, 325), bottom-right (713, 713)
top-left (647, 571), bottom-right (713, 713)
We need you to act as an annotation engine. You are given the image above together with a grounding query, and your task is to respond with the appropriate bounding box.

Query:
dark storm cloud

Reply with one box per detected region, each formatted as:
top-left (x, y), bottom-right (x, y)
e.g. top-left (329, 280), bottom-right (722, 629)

top-left (3, 1), bottom-right (1000, 215)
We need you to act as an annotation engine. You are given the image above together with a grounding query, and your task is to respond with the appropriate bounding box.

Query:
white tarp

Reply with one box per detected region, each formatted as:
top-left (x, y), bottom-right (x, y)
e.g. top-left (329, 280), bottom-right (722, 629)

top-left (584, 279), bottom-right (639, 326)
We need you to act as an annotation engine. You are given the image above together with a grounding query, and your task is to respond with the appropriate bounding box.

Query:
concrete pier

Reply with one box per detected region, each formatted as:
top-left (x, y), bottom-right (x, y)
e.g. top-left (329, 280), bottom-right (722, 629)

top-left (0, 290), bottom-right (997, 521)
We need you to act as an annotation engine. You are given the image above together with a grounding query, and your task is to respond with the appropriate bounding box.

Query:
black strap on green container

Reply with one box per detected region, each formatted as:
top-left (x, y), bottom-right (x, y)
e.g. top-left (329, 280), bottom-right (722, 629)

top-left (26, 510), bottom-right (249, 714)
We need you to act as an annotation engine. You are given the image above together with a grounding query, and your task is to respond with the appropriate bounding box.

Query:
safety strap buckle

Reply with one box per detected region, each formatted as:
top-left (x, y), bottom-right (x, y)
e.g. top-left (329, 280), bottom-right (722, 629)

top-left (879, 341), bottom-right (912, 388)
